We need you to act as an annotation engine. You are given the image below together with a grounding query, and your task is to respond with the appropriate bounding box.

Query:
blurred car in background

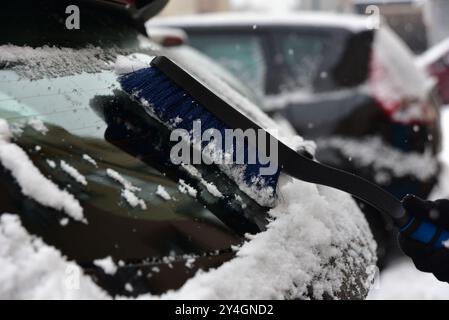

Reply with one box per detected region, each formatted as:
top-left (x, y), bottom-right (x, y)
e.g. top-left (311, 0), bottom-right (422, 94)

top-left (148, 12), bottom-right (443, 265)
top-left (417, 38), bottom-right (449, 105)
top-left (0, 0), bottom-right (375, 299)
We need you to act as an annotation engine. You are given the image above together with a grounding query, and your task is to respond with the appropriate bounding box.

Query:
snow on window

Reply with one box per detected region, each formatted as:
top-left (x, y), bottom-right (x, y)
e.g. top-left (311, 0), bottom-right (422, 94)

top-left (0, 119), bottom-right (86, 223)
top-left (46, 159), bottom-right (56, 169)
top-left (114, 54), bottom-right (154, 75)
top-left (106, 168), bottom-right (146, 210)
top-left (181, 164), bottom-right (223, 199)
top-left (82, 154), bottom-right (97, 167)
top-left (0, 214), bottom-right (106, 299)
top-left (0, 45), bottom-right (135, 80)
top-left (106, 168), bottom-right (140, 192)
top-left (121, 189), bottom-right (147, 210)
top-left (317, 136), bottom-right (438, 181)
top-left (93, 256), bottom-right (118, 276)
top-left (60, 160), bottom-right (88, 186)
top-left (155, 185), bottom-right (171, 201)
top-left (178, 179), bottom-right (198, 198)
top-left (27, 119), bottom-right (48, 135)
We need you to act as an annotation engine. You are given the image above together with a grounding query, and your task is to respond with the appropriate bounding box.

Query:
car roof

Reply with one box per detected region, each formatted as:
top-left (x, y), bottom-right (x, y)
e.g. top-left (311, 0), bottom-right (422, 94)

top-left (147, 12), bottom-right (371, 32)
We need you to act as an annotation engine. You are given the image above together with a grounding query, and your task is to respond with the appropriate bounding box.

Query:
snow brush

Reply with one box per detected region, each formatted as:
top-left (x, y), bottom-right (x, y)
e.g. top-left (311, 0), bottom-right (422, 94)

top-left (118, 56), bottom-right (449, 248)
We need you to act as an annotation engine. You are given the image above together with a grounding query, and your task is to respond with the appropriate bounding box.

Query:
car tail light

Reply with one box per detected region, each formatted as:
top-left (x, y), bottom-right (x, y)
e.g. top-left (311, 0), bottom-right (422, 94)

top-left (369, 50), bottom-right (437, 125)
top-left (147, 28), bottom-right (187, 47)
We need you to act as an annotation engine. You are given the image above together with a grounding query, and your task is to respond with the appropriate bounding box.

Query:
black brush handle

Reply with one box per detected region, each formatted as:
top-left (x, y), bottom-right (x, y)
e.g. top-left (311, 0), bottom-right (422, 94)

top-left (278, 143), bottom-right (410, 227)
top-left (151, 56), bottom-right (410, 228)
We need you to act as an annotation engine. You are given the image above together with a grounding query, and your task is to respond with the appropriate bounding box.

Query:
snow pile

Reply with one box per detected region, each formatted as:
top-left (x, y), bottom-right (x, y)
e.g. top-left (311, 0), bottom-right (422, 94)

top-left (0, 119), bottom-right (85, 223)
top-left (159, 178), bottom-right (376, 300)
top-left (318, 136), bottom-right (438, 182)
top-left (368, 259), bottom-right (449, 300)
top-left (0, 214), bottom-right (107, 299)
top-left (60, 160), bottom-right (87, 186)
top-left (106, 168), bottom-right (146, 210)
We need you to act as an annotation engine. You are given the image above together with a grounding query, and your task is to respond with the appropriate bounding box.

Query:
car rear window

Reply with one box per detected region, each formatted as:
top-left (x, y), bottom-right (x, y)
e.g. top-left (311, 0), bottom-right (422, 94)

top-left (0, 44), bottom-right (267, 263)
top-left (274, 32), bottom-right (328, 93)
top-left (187, 33), bottom-right (267, 96)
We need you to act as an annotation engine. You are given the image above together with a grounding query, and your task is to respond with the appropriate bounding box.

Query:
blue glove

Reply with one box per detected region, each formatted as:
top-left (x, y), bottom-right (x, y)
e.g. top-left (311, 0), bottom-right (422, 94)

top-left (399, 195), bottom-right (449, 283)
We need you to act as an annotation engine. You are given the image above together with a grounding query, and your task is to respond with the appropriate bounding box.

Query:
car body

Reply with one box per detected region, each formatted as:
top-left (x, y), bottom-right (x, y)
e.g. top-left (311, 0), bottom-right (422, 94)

top-left (148, 12), bottom-right (443, 265)
top-left (0, 1), bottom-right (376, 299)
top-left (417, 38), bottom-right (449, 105)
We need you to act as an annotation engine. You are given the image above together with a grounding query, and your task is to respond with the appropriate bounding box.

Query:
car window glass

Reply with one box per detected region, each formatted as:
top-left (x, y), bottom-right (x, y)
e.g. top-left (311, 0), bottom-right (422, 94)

top-left (276, 32), bottom-right (327, 93)
top-left (188, 34), bottom-right (266, 96)
top-left (0, 47), bottom-right (267, 262)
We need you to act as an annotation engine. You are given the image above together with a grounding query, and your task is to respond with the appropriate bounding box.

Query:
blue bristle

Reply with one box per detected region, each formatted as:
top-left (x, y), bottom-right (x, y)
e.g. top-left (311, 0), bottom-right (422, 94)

top-left (118, 67), bottom-right (281, 202)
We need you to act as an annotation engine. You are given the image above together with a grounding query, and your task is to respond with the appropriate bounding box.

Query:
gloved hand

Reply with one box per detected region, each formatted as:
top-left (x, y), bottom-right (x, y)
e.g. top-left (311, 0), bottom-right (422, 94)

top-left (399, 195), bottom-right (449, 283)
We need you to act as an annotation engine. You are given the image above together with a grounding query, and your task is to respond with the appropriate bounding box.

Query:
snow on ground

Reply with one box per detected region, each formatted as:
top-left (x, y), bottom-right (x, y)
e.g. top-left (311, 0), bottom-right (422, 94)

top-left (368, 258), bottom-right (449, 300)
top-left (369, 107), bottom-right (449, 300)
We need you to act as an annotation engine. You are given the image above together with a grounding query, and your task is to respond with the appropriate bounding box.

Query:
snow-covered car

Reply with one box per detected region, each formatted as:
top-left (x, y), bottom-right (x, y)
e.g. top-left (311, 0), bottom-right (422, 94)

top-left (417, 38), bottom-right (449, 105)
top-left (0, 0), bottom-right (376, 299)
top-left (148, 12), bottom-right (443, 266)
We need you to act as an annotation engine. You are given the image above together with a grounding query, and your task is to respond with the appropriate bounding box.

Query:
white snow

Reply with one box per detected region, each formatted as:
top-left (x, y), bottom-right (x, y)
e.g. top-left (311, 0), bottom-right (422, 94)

top-left (370, 106), bottom-right (449, 299)
top-left (114, 54), bottom-right (154, 75)
top-left (317, 136), bottom-right (438, 182)
top-left (121, 189), bottom-right (147, 210)
top-left (27, 119), bottom-right (48, 135)
top-left (159, 178), bottom-right (376, 299)
top-left (147, 12), bottom-right (370, 32)
top-left (0, 119), bottom-right (85, 223)
top-left (60, 160), bottom-right (87, 186)
top-left (370, 27), bottom-right (434, 123)
top-left (106, 168), bottom-right (140, 192)
top-left (93, 257), bottom-right (118, 276)
top-left (0, 45), bottom-right (131, 80)
top-left (46, 159), bottom-right (56, 169)
top-left (181, 164), bottom-right (224, 198)
top-left (416, 38), bottom-right (449, 69)
top-left (0, 214), bottom-right (106, 299)
top-left (156, 185), bottom-right (171, 201)
top-left (82, 154), bottom-right (97, 167)
top-left (106, 169), bottom-right (147, 210)
top-left (178, 179), bottom-right (198, 198)
top-left (368, 258), bottom-right (449, 300)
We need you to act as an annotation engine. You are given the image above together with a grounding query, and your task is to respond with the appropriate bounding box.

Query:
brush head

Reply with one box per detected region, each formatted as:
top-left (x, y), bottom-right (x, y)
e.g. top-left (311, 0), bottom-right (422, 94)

top-left (118, 58), bottom-right (280, 206)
